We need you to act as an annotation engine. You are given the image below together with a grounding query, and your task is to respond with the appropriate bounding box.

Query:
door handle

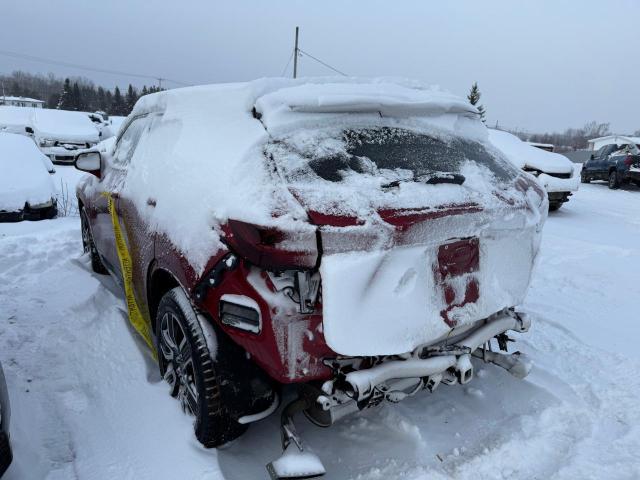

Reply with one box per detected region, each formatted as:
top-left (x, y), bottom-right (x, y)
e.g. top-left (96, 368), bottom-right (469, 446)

top-left (147, 198), bottom-right (157, 207)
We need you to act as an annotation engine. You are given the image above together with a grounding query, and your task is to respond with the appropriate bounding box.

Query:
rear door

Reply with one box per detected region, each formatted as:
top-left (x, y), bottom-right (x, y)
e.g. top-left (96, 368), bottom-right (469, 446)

top-left (92, 115), bottom-right (149, 279)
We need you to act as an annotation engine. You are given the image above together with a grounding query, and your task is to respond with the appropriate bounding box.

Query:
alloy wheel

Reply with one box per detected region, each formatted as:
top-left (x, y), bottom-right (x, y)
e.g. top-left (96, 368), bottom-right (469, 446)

top-left (159, 312), bottom-right (199, 416)
top-left (80, 212), bottom-right (91, 253)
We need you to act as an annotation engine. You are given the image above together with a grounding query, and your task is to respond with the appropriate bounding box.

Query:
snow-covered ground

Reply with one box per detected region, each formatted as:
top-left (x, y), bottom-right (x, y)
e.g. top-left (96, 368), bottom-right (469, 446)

top-left (1, 171), bottom-right (639, 479)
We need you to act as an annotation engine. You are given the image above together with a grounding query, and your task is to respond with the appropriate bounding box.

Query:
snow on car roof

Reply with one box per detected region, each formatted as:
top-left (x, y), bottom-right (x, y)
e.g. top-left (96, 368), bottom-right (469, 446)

top-left (0, 106), bottom-right (99, 143)
top-left (0, 132), bottom-right (56, 211)
top-left (120, 78), bottom-right (521, 273)
top-left (31, 109), bottom-right (100, 142)
top-left (487, 129), bottom-right (573, 175)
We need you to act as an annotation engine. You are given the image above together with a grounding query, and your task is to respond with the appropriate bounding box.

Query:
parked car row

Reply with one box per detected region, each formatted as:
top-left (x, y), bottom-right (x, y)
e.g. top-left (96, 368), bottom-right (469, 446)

top-left (0, 106), bottom-right (125, 166)
top-left (581, 140), bottom-right (640, 189)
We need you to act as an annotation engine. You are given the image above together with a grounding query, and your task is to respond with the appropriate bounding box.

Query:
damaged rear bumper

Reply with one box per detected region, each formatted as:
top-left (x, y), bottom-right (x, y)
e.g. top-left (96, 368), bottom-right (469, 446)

top-left (304, 308), bottom-right (530, 426)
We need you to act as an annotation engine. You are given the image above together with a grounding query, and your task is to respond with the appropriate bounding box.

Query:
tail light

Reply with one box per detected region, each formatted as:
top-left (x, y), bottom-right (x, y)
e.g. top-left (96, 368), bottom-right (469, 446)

top-left (223, 219), bottom-right (318, 270)
top-left (624, 155), bottom-right (634, 167)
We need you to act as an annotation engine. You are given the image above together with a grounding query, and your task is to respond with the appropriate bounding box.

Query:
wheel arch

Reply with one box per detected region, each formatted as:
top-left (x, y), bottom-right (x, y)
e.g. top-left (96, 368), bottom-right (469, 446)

top-left (146, 265), bottom-right (182, 333)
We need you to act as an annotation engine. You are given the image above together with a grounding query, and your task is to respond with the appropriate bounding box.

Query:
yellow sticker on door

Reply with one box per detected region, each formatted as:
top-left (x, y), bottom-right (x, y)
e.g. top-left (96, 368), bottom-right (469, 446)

top-left (106, 193), bottom-right (154, 351)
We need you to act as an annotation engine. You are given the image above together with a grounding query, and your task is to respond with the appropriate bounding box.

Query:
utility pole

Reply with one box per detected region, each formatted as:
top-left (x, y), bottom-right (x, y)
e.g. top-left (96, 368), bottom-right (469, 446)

top-left (157, 77), bottom-right (163, 89)
top-left (293, 26), bottom-right (299, 79)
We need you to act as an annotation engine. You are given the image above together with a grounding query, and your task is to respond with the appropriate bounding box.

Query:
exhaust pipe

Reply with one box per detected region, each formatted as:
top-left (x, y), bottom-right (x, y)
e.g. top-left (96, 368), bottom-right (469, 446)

top-left (473, 349), bottom-right (532, 379)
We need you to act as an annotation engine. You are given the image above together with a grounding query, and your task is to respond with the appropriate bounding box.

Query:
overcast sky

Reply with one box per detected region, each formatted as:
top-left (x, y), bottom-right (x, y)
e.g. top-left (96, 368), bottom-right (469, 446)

top-left (2, 0), bottom-right (638, 133)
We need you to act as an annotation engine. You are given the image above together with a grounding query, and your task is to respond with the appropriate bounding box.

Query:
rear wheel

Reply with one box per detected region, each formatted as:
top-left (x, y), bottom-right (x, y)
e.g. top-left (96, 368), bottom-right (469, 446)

top-left (608, 170), bottom-right (620, 189)
top-left (549, 202), bottom-right (562, 212)
top-left (80, 209), bottom-right (107, 274)
top-left (0, 430), bottom-right (12, 477)
top-left (580, 171), bottom-right (590, 183)
top-left (156, 287), bottom-right (248, 447)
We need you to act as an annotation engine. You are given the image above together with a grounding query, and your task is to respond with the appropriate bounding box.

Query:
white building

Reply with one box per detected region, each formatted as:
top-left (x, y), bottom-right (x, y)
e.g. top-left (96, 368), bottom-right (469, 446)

top-left (0, 96), bottom-right (45, 108)
top-left (588, 135), bottom-right (640, 151)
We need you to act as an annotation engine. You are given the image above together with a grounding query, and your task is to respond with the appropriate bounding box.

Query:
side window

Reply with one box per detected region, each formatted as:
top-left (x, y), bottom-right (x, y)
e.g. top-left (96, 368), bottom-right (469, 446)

top-left (112, 116), bottom-right (147, 167)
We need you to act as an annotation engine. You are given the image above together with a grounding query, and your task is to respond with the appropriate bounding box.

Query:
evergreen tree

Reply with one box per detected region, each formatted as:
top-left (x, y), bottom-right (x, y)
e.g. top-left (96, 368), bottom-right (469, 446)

top-left (111, 86), bottom-right (125, 116)
top-left (57, 78), bottom-right (73, 110)
top-left (104, 90), bottom-right (113, 114)
top-left (96, 87), bottom-right (107, 112)
top-left (71, 82), bottom-right (84, 111)
top-left (141, 85), bottom-right (149, 97)
top-left (125, 84), bottom-right (138, 113)
top-left (467, 82), bottom-right (486, 122)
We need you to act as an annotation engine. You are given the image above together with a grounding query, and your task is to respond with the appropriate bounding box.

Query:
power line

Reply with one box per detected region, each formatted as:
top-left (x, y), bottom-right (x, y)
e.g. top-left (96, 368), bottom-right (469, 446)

top-left (0, 48), bottom-right (192, 87)
top-left (298, 48), bottom-right (348, 77)
top-left (280, 49), bottom-right (295, 77)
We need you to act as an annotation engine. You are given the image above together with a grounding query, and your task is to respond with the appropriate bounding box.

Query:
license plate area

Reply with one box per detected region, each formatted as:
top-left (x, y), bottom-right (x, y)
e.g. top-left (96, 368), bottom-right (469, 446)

top-left (436, 237), bottom-right (480, 327)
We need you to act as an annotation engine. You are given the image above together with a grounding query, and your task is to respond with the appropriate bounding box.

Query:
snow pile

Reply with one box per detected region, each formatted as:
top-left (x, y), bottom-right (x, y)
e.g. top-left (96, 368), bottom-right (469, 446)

top-left (1, 183), bottom-right (640, 478)
top-left (487, 129), bottom-right (573, 174)
top-left (0, 132), bottom-right (56, 211)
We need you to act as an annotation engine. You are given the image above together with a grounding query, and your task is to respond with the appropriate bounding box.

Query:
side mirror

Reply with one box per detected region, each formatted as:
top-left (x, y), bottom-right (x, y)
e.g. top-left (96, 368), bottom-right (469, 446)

top-left (590, 154), bottom-right (594, 160)
top-left (75, 151), bottom-right (102, 178)
top-left (25, 126), bottom-right (34, 135)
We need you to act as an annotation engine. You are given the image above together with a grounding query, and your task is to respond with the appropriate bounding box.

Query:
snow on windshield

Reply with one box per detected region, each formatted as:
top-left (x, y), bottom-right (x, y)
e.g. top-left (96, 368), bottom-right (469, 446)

top-left (263, 123), bottom-right (523, 218)
top-left (267, 126), bottom-right (516, 184)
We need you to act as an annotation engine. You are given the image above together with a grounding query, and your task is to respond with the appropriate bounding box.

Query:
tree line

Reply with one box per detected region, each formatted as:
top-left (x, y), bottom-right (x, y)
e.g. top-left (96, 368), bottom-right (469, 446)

top-left (508, 121), bottom-right (615, 152)
top-left (0, 70), bottom-right (162, 116)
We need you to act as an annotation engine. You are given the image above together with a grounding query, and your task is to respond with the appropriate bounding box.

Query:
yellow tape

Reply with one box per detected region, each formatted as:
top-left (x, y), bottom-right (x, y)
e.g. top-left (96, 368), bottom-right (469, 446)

top-left (106, 193), bottom-right (155, 351)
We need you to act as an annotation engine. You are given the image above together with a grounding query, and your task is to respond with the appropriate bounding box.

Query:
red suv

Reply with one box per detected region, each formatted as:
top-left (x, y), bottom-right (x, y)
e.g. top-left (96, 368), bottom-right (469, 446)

top-left (75, 79), bottom-right (547, 479)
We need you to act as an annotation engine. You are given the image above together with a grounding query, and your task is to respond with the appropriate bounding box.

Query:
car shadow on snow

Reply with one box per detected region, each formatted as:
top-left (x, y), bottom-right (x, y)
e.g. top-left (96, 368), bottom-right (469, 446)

top-left (72, 254), bottom-right (162, 384)
top-left (215, 361), bottom-right (561, 480)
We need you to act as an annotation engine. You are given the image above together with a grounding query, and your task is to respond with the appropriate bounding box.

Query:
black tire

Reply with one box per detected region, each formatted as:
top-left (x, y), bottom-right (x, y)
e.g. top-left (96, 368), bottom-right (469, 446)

top-left (580, 171), bottom-right (590, 183)
top-left (549, 202), bottom-right (562, 212)
top-left (155, 288), bottom-right (249, 448)
top-left (0, 431), bottom-right (12, 477)
top-left (608, 170), bottom-right (620, 189)
top-left (80, 209), bottom-right (107, 274)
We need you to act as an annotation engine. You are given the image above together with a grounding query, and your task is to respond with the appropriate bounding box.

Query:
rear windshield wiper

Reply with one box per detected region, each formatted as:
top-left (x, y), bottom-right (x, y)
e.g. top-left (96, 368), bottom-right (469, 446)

top-left (381, 173), bottom-right (466, 189)
top-left (422, 173), bottom-right (466, 185)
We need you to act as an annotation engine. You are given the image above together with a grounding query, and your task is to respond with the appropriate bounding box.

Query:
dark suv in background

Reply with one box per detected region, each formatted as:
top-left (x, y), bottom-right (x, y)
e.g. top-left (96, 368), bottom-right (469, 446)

top-left (581, 142), bottom-right (640, 189)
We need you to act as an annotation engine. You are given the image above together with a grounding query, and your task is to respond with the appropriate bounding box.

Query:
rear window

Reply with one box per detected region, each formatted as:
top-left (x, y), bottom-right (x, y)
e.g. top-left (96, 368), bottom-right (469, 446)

top-left (266, 127), bottom-right (517, 186)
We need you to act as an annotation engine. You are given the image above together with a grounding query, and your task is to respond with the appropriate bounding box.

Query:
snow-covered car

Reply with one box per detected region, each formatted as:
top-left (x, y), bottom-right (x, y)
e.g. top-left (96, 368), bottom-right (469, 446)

top-left (0, 361), bottom-right (11, 477)
top-left (0, 132), bottom-right (58, 222)
top-left (75, 78), bottom-right (547, 479)
top-left (489, 129), bottom-right (579, 211)
top-left (0, 107), bottom-right (100, 165)
top-left (86, 111), bottom-right (114, 139)
top-left (29, 109), bottom-right (101, 164)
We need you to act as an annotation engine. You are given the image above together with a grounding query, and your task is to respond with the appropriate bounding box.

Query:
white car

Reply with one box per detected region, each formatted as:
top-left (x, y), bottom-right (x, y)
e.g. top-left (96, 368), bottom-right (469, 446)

top-left (488, 129), bottom-right (580, 211)
top-left (0, 106), bottom-right (100, 165)
top-left (0, 132), bottom-right (58, 221)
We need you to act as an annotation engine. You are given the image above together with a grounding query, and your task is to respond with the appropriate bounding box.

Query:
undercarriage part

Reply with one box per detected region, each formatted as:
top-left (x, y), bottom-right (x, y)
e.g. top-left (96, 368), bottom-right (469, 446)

top-left (302, 309), bottom-right (532, 427)
top-left (266, 398), bottom-right (326, 480)
top-left (473, 349), bottom-right (532, 379)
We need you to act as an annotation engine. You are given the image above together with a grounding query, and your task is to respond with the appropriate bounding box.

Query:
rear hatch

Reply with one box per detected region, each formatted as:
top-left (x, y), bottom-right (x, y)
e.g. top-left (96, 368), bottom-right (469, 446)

top-left (264, 125), bottom-right (546, 356)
